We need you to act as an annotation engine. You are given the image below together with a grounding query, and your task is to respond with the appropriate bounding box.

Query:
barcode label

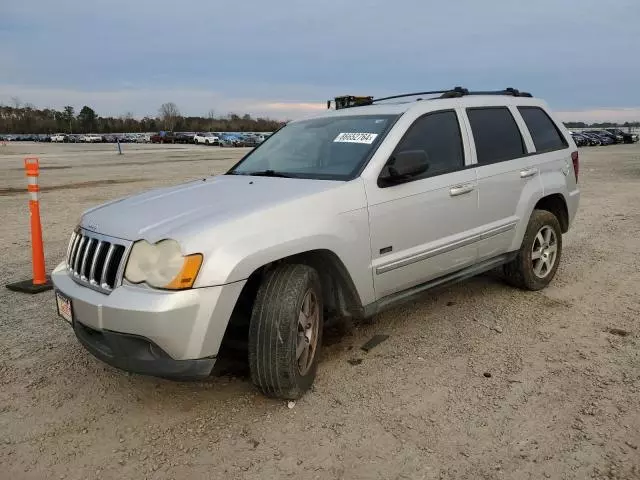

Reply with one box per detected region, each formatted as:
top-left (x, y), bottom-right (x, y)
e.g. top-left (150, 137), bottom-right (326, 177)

top-left (333, 132), bottom-right (378, 144)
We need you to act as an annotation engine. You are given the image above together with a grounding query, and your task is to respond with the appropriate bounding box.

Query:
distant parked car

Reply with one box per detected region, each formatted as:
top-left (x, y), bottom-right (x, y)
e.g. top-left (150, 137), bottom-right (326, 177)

top-left (51, 133), bottom-right (66, 142)
top-left (81, 134), bottom-right (102, 143)
top-left (175, 132), bottom-right (196, 144)
top-left (605, 128), bottom-right (637, 144)
top-left (218, 134), bottom-right (236, 147)
top-left (150, 132), bottom-right (177, 144)
top-left (581, 132), bottom-right (602, 147)
top-left (241, 135), bottom-right (261, 147)
top-left (137, 134), bottom-right (151, 143)
top-left (586, 131), bottom-right (615, 145)
top-left (589, 131), bottom-right (616, 145)
top-left (571, 133), bottom-right (589, 147)
top-left (194, 132), bottom-right (220, 145)
top-left (591, 130), bottom-right (620, 144)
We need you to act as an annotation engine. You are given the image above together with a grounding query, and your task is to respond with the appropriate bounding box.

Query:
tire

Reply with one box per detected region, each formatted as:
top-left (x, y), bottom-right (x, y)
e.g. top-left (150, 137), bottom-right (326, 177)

top-left (205, 140), bottom-right (210, 145)
top-left (503, 209), bottom-right (563, 291)
top-left (248, 264), bottom-right (323, 399)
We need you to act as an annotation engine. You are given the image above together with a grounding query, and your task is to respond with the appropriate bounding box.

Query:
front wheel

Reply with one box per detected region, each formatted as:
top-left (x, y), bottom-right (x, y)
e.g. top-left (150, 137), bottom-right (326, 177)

top-left (248, 264), bottom-right (323, 399)
top-left (503, 209), bottom-right (563, 291)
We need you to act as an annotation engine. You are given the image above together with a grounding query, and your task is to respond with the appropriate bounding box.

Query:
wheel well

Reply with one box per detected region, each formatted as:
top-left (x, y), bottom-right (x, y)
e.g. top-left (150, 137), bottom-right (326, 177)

top-left (284, 250), bottom-right (363, 318)
top-left (535, 194), bottom-right (569, 233)
top-left (218, 250), bottom-right (363, 359)
top-left (228, 249), bottom-right (362, 321)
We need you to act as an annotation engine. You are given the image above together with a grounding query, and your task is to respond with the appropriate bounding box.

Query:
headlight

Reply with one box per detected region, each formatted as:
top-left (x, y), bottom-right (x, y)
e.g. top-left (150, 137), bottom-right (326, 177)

top-left (124, 239), bottom-right (203, 290)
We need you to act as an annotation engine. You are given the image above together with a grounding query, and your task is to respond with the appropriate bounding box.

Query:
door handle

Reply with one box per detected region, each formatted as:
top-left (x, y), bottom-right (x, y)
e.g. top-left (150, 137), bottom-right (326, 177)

top-left (449, 183), bottom-right (475, 197)
top-left (520, 168), bottom-right (539, 178)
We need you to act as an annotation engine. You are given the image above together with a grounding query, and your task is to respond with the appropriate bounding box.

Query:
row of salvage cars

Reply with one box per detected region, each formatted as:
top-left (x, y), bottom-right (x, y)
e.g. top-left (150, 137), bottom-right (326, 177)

top-left (150, 131), bottom-right (271, 147)
top-left (570, 128), bottom-right (639, 147)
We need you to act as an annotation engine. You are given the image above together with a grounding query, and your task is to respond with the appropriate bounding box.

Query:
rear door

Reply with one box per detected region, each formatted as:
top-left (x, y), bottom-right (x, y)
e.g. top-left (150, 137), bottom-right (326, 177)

top-left (464, 106), bottom-right (537, 260)
top-left (365, 109), bottom-right (479, 299)
top-left (516, 105), bottom-right (576, 222)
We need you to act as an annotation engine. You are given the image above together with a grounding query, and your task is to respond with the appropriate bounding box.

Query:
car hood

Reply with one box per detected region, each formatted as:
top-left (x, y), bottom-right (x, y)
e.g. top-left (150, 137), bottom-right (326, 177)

top-left (81, 175), bottom-right (345, 243)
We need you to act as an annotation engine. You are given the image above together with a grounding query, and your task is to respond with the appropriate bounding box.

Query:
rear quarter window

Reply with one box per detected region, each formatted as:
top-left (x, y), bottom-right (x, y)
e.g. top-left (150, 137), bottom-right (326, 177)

top-left (518, 106), bottom-right (568, 153)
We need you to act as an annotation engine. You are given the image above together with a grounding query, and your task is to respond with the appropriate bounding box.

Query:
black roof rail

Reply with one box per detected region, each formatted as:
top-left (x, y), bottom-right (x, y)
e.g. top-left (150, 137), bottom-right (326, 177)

top-left (442, 87), bottom-right (533, 98)
top-left (329, 87), bottom-right (532, 109)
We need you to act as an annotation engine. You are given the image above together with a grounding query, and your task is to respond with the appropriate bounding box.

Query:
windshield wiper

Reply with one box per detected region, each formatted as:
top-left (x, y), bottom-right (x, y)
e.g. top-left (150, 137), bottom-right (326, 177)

top-left (241, 169), bottom-right (294, 178)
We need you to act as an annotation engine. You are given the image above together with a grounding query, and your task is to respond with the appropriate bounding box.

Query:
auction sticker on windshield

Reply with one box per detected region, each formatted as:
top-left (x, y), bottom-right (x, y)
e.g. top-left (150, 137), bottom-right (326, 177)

top-left (333, 132), bottom-right (378, 144)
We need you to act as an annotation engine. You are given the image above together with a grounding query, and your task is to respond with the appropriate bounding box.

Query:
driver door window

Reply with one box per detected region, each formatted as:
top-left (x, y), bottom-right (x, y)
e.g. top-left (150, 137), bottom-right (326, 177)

top-left (379, 110), bottom-right (465, 182)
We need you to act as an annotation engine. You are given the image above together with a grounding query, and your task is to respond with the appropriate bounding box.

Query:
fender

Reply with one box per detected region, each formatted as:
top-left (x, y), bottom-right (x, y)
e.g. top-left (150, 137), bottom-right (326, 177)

top-left (191, 181), bottom-right (377, 307)
top-left (509, 167), bottom-right (570, 252)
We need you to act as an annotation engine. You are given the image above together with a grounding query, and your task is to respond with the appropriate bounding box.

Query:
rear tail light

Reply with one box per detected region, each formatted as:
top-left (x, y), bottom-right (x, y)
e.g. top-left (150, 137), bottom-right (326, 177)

top-left (571, 151), bottom-right (579, 183)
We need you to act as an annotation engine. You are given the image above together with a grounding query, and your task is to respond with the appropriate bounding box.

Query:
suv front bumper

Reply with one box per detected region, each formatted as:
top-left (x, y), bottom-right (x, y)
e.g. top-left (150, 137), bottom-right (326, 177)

top-left (51, 262), bottom-right (246, 379)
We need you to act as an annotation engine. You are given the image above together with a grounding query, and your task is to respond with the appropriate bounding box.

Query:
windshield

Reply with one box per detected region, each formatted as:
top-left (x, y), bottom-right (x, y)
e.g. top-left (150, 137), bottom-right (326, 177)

top-left (228, 115), bottom-right (398, 180)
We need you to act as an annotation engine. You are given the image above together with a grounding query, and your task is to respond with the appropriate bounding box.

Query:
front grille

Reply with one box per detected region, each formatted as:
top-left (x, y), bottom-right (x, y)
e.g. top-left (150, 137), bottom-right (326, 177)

top-left (66, 229), bottom-right (130, 293)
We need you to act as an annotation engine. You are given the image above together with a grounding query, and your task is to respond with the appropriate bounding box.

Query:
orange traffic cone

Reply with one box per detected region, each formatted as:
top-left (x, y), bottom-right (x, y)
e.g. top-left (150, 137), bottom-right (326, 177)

top-left (6, 157), bottom-right (53, 293)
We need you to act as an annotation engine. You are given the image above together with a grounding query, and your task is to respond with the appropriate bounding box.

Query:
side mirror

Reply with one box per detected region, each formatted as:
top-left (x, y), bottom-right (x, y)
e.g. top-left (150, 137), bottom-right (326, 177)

top-left (381, 150), bottom-right (429, 186)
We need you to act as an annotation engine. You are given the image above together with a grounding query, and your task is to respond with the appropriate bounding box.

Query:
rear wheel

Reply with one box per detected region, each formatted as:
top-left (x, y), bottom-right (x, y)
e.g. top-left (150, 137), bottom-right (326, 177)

top-left (503, 210), bottom-right (562, 290)
top-left (248, 264), bottom-right (323, 399)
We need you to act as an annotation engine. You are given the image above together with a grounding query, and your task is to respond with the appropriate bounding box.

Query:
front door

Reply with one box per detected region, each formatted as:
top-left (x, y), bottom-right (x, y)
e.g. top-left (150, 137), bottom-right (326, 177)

top-left (365, 110), bottom-right (480, 299)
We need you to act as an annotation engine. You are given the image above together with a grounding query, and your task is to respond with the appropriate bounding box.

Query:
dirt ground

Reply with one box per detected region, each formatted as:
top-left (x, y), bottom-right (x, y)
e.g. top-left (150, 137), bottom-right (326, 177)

top-left (1, 142), bottom-right (639, 480)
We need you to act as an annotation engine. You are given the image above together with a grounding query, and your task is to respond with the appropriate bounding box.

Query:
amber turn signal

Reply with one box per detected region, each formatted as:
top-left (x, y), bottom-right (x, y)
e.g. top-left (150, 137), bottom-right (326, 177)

top-left (165, 254), bottom-right (203, 290)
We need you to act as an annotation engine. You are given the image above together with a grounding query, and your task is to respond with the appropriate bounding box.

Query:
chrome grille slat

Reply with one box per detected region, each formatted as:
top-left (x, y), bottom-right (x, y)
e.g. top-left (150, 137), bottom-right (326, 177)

top-left (66, 232), bottom-right (77, 265)
top-left (73, 236), bottom-right (87, 275)
top-left (68, 232), bottom-right (81, 268)
top-left (64, 228), bottom-right (132, 294)
top-left (100, 244), bottom-right (116, 289)
top-left (88, 240), bottom-right (104, 284)
top-left (80, 238), bottom-right (95, 280)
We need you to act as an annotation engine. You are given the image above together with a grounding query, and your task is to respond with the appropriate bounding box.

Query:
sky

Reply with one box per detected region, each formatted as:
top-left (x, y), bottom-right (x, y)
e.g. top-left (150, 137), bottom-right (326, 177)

top-left (1, 0), bottom-right (639, 122)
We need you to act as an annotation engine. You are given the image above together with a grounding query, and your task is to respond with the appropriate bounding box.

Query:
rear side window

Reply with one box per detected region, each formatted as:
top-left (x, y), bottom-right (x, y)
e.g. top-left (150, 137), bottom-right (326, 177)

top-left (467, 107), bottom-right (525, 165)
top-left (518, 106), bottom-right (568, 152)
top-left (387, 110), bottom-right (464, 178)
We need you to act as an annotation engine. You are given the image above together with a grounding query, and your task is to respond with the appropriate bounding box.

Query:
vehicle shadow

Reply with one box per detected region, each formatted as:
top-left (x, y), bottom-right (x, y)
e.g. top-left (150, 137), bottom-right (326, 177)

top-left (211, 271), bottom-right (506, 382)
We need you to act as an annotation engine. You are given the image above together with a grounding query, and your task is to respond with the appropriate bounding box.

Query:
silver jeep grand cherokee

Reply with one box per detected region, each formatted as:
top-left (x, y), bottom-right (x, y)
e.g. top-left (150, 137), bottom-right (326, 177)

top-left (52, 87), bottom-right (580, 399)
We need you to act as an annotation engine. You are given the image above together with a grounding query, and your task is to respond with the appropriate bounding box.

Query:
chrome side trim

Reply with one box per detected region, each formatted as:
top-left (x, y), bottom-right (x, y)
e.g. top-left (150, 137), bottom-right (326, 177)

top-left (375, 221), bottom-right (518, 275)
top-left (366, 252), bottom-right (518, 317)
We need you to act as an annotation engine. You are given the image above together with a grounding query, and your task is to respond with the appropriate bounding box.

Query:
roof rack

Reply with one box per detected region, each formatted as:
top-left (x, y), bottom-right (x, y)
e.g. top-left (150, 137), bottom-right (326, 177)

top-left (329, 87), bottom-right (533, 109)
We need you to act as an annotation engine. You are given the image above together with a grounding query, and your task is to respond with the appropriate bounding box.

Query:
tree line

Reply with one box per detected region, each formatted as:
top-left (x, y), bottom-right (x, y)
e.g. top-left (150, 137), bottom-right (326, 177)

top-left (2, 98), bottom-right (637, 134)
top-left (0, 100), bottom-right (285, 134)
